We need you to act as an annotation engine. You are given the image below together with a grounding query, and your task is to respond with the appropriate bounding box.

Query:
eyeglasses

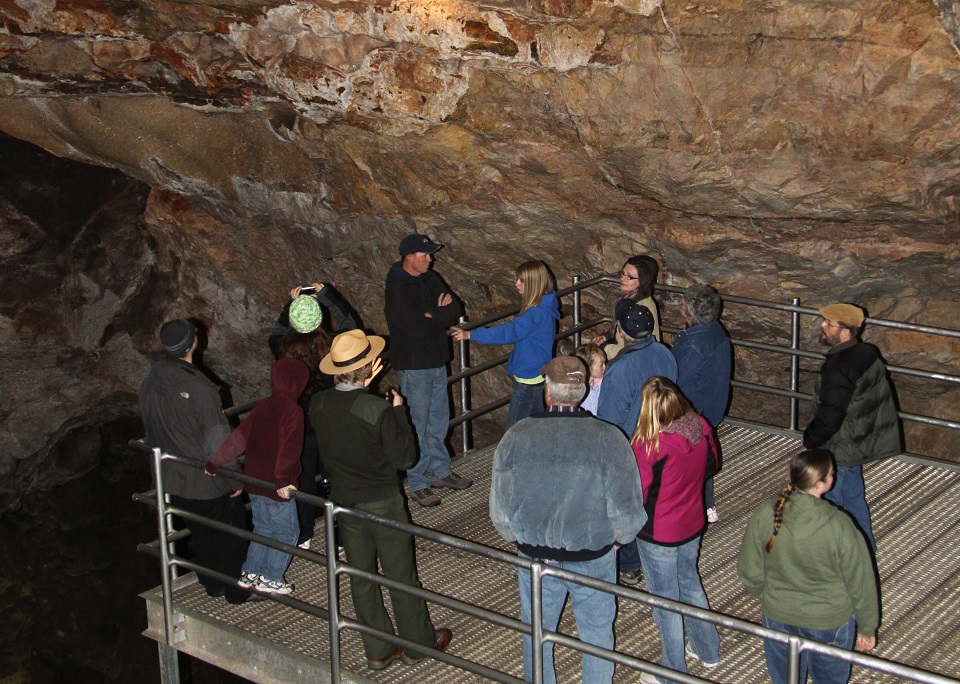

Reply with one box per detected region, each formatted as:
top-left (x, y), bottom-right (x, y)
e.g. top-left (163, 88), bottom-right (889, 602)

top-left (618, 270), bottom-right (639, 281)
top-left (821, 319), bottom-right (842, 329)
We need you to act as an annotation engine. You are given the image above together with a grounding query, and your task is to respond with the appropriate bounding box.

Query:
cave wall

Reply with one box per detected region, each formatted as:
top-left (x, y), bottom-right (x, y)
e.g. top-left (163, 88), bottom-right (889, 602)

top-left (1, 0), bottom-right (958, 510)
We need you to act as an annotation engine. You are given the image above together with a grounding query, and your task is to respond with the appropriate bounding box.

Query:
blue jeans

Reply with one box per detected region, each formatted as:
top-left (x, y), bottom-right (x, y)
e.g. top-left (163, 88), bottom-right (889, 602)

top-left (638, 537), bottom-right (720, 681)
top-left (824, 465), bottom-right (876, 551)
top-left (518, 549), bottom-right (617, 684)
top-left (618, 538), bottom-right (641, 574)
top-left (761, 614), bottom-right (856, 684)
top-left (398, 367), bottom-right (452, 491)
top-left (506, 380), bottom-right (544, 429)
top-left (243, 495), bottom-right (298, 582)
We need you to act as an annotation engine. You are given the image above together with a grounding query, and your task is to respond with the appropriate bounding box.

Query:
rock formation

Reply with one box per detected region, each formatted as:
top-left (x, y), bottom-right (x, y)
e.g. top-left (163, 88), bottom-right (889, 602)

top-left (1, 0), bottom-right (958, 511)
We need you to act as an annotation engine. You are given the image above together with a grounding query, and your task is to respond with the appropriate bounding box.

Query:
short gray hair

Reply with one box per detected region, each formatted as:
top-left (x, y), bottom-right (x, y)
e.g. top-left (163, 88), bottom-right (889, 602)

top-left (545, 376), bottom-right (587, 406)
top-left (684, 284), bottom-right (722, 325)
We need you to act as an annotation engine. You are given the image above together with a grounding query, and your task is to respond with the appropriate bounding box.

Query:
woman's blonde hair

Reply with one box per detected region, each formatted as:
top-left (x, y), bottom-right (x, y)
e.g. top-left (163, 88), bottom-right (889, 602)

top-left (631, 377), bottom-right (691, 453)
top-left (516, 261), bottom-right (554, 312)
top-left (765, 449), bottom-right (834, 552)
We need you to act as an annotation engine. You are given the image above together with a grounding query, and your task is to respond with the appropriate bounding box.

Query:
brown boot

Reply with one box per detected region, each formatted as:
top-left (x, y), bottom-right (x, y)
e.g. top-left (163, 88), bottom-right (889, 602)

top-left (367, 646), bottom-right (402, 671)
top-left (402, 628), bottom-right (453, 665)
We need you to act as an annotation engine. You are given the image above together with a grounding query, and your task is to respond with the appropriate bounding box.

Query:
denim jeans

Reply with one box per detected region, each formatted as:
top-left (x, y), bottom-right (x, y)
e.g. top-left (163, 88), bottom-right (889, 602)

top-left (761, 614), bottom-right (856, 684)
top-left (398, 367), bottom-right (452, 491)
top-left (506, 379), bottom-right (545, 429)
top-left (243, 495), bottom-right (298, 582)
top-left (517, 548), bottom-right (617, 684)
top-left (618, 537), bottom-right (642, 574)
top-left (824, 465), bottom-right (875, 551)
top-left (638, 537), bottom-right (720, 682)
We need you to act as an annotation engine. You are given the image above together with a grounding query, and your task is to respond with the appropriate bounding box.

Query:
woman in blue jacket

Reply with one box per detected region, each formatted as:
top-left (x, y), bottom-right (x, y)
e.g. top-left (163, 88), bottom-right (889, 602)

top-left (452, 261), bottom-right (560, 428)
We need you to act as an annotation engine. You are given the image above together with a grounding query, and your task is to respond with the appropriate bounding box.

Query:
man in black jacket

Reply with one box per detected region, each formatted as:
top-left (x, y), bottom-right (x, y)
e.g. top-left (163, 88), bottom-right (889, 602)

top-left (139, 318), bottom-right (250, 603)
top-left (803, 303), bottom-right (901, 551)
top-left (384, 234), bottom-right (472, 507)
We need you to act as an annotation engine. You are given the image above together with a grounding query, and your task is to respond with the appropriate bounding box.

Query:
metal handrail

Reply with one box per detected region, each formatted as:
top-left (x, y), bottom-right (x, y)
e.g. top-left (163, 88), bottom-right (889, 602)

top-left (133, 446), bottom-right (959, 684)
top-left (134, 270), bottom-right (960, 682)
top-left (450, 272), bottom-right (959, 454)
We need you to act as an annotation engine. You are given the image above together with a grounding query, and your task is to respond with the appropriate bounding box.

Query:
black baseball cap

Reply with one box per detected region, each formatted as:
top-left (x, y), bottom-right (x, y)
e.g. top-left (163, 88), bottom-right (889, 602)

top-left (399, 234), bottom-right (442, 257)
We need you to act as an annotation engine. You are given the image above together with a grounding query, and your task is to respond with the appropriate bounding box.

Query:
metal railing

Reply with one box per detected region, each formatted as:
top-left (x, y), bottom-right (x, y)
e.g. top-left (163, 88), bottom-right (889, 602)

top-left (134, 271), bottom-right (960, 683)
top-left (132, 444), bottom-right (959, 684)
top-left (449, 274), bottom-right (960, 459)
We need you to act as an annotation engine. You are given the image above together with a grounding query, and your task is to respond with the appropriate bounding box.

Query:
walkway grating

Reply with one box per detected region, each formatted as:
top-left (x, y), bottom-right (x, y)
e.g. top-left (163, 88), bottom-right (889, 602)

top-left (143, 423), bottom-right (960, 683)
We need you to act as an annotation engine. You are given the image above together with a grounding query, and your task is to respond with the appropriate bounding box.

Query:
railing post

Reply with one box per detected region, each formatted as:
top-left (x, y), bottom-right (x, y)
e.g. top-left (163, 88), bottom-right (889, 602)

top-left (790, 298), bottom-right (801, 431)
top-left (530, 563), bottom-right (544, 684)
top-left (325, 501), bottom-right (342, 684)
top-left (458, 315), bottom-right (472, 454)
top-left (787, 636), bottom-right (801, 683)
top-left (152, 448), bottom-right (178, 646)
top-left (572, 275), bottom-right (582, 349)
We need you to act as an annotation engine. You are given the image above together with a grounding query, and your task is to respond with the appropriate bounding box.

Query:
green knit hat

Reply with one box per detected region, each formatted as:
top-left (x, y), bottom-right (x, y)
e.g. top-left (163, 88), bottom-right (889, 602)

top-left (289, 295), bottom-right (322, 333)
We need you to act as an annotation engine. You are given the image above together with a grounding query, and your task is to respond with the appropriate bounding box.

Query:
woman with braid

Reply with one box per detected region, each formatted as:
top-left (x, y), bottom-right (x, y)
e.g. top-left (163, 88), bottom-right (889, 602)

top-left (737, 449), bottom-right (879, 684)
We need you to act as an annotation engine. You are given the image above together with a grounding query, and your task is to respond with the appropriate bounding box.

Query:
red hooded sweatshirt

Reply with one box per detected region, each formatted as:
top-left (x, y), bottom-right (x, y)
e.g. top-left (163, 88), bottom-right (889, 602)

top-left (206, 358), bottom-right (310, 501)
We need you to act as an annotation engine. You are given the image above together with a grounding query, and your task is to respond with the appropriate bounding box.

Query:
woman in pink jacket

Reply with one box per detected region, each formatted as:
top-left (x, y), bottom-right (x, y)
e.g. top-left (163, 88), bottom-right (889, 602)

top-left (632, 377), bottom-right (721, 684)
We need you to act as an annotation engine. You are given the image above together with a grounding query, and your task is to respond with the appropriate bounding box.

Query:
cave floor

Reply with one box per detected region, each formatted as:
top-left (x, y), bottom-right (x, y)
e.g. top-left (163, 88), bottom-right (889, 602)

top-left (142, 422), bottom-right (960, 683)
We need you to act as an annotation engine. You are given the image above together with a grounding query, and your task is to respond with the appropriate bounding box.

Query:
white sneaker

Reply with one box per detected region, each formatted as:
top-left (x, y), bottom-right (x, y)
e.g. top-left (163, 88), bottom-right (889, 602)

top-left (706, 507), bottom-right (720, 524)
top-left (238, 571), bottom-right (259, 588)
top-left (256, 577), bottom-right (294, 595)
top-left (639, 673), bottom-right (661, 684)
top-left (298, 539), bottom-right (311, 550)
top-left (686, 642), bottom-right (720, 669)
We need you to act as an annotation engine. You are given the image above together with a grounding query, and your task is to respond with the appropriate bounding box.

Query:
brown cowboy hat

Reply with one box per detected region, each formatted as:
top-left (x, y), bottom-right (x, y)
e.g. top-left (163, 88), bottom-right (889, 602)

top-left (319, 329), bottom-right (386, 375)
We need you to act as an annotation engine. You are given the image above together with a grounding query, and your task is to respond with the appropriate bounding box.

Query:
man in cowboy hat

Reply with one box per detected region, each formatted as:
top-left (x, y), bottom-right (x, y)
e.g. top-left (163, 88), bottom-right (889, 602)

top-left (803, 302), bottom-right (901, 552)
top-left (309, 329), bottom-right (452, 671)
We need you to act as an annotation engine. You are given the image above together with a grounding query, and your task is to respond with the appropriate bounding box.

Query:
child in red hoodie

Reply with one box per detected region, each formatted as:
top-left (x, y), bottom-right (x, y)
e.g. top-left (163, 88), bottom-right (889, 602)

top-left (207, 358), bottom-right (309, 596)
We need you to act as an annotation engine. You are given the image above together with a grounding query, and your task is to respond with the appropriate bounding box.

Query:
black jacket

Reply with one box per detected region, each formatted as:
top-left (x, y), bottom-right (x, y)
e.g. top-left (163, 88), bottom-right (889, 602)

top-left (384, 262), bottom-right (461, 370)
top-left (139, 358), bottom-right (238, 499)
top-left (803, 341), bottom-right (901, 467)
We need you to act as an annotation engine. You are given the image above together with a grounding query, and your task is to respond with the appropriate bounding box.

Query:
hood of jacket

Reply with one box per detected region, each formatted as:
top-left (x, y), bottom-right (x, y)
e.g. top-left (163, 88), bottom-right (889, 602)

top-left (386, 260), bottom-right (425, 285)
top-left (779, 491), bottom-right (836, 542)
top-left (662, 411), bottom-right (703, 447)
top-left (271, 357), bottom-right (310, 400)
top-left (538, 291), bottom-right (561, 320)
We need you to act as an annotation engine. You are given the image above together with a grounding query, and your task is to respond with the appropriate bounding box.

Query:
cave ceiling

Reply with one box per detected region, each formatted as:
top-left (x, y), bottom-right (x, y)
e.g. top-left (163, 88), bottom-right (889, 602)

top-left (0, 0), bottom-right (958, 508)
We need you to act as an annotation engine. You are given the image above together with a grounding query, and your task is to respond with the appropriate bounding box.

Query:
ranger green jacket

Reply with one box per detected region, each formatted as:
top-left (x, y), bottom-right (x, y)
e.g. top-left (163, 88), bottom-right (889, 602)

top-left (309, 386), bottom-right (416, 505)
top-left (737, 492), bottom-right (879, 636)
top-left (803, 340), bottom-right (901, 467)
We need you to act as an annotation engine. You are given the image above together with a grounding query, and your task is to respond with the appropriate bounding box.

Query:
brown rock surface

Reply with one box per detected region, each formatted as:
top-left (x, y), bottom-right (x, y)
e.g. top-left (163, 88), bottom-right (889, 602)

top-left (0, 0), bottom-right (958, 510)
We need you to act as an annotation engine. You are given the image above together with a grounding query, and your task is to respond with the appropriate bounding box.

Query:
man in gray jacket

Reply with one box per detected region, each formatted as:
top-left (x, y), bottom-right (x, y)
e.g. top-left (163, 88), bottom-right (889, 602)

top-left (803, 303), bottom-right (901, 551)
top-left (139, 318), bottom-right (250, 603)
top-left (491, 355), bottom-right (646, 684)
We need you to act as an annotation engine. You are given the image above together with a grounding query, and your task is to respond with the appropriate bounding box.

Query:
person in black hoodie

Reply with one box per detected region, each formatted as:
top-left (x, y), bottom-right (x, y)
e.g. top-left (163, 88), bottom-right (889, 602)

top-left (139, 318), bottom-right (250, 603)
top-left (384, 234), bottom-right (472, 508)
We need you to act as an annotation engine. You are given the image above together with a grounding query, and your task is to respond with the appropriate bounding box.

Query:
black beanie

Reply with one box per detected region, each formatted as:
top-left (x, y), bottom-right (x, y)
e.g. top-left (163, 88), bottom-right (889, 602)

top-left (160, 319), bottom-right (196, 358)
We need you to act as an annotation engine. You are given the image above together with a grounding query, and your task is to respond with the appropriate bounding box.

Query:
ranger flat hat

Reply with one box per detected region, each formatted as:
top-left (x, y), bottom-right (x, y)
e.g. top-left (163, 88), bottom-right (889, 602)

top-left (319, 329), bottom-right (386, 375)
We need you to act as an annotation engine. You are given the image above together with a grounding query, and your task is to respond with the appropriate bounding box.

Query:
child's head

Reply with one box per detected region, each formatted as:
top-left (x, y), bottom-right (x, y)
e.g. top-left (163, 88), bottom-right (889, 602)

top-left (575, 343), bottom-right (606, 380)
top-left (516, 260), bottom-right (554, 312)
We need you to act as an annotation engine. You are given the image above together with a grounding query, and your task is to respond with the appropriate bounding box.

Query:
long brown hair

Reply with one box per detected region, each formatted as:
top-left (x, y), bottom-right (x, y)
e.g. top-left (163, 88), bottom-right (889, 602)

top-left (517, 261), bottom-right (554, 312)
top-left (631, 377), bottom-right (691, 454)
top-left (765, 449), bottom-right (834, 552)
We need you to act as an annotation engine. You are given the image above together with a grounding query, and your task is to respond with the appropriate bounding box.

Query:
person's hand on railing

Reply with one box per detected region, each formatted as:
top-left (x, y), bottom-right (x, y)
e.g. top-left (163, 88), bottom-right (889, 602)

top-left (856, 634), bottom-right (876, 652)
top-left (277, 485), bottom-right (297, 500)
top-left (451, 326), bottom-right (470, 341)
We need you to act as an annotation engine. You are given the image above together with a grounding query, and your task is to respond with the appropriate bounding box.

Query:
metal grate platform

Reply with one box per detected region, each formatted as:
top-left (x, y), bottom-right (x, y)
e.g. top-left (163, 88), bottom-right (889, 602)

top-left (142, 423), bottom-right (960, 683)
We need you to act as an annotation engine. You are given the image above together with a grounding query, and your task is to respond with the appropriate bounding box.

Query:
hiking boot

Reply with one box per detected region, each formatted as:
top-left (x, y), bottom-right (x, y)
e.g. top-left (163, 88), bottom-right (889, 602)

top-left (402, 627), bottom-right (452, 665)
top-left (255, 577), bottom-right (294, 596)
top-left (686, 642), bottom-right (719, 669)
top-left (410, 488), bottom-right (442, 507)
top-left (238, 572), bottom-right (259, 588)
top-left (706, 506), bottom-right (720, 524)
top-left (619, 568), bottom-right (643, 586)
top-left (367, 646), bottom-right (402, 671)
top-left (431, 473), bottom-right (473, 490)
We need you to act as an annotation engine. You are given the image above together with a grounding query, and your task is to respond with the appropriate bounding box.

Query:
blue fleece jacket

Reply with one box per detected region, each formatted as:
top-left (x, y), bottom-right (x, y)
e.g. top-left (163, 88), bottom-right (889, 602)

top-left (470, 291), bottom-right (560, 380)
